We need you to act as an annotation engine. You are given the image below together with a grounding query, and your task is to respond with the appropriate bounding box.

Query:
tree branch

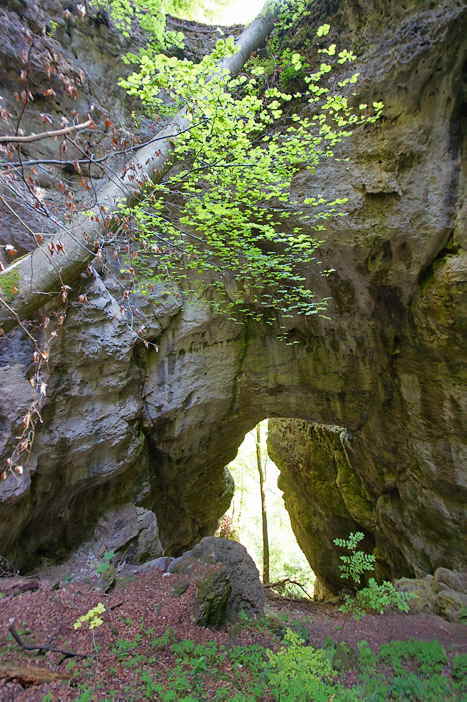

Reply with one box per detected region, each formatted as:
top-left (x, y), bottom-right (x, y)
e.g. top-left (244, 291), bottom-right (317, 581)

top-left (264, 578), bottom-right (314, 600)
top-left (8, 619), bottom-right (88, 662)
top-left (0, 1), bottom-right (280, 332)
top-left (0, 119), bottom-right (94, 144)
top-left (0, 119), bottom-right (207, 169)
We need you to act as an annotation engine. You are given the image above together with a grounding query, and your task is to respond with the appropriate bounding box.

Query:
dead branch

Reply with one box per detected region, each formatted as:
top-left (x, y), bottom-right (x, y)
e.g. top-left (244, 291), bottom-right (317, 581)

top-left (0, 119), bottom-right (94, 144)
top-left (0, 120), bottom-right (206, 170)
top-left (8, 619), bottom-right (88, 662)
top-left (263, 578), bottom-right (314, 601)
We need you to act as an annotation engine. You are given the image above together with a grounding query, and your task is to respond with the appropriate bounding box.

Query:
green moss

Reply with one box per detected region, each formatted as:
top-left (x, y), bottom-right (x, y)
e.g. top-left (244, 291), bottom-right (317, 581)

top-left (336, 458), bottom-right (375, 529)
top-left (0, 268), bottom-right (20, 301)
top-left (172, 581), bottom-right (189, 596)
top-left (195, 570), bottom-right (230, 628)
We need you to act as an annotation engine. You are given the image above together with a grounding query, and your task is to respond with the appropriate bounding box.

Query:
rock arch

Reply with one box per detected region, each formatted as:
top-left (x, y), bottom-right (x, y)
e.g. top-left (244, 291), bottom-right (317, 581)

top-left (0, 0), bottom-right (465, 590)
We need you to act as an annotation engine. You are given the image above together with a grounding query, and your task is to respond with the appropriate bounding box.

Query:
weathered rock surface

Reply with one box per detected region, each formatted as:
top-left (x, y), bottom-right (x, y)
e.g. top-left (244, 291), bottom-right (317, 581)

top-left (396, 568), bottom-right (467, 622)
top-left (30, 502), bottom-right (163, 585)
top-left (0, 0), bottom-right (466, 595)
top-left (268, 420), bottom-right (377, 594)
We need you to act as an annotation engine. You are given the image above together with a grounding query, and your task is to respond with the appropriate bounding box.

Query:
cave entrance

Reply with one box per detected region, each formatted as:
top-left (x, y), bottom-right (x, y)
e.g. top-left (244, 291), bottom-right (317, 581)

top-left (217, 420), bottom-right (315, 598)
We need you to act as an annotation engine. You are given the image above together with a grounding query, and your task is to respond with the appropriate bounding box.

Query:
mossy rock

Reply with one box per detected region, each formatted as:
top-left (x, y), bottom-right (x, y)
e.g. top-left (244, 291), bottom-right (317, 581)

top-left (436, 589), bottom-right (467, 623)
top-left (395, 577), bottom-right (437, 614)
top-left (195, 567), bottom-right (231, 629)
top-left (0, 268), bottom-right (20, 301)
top-left (172, 581), bottom-right (189, 597)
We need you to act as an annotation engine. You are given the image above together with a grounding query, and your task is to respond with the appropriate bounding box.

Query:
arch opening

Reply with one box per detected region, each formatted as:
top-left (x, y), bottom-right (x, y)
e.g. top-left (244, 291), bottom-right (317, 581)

top-left (216, 419), bottom-right (316, 599)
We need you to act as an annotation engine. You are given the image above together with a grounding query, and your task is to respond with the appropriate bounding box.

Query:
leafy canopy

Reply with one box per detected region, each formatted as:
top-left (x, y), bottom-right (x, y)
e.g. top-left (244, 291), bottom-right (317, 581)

top-left (115, 3), bottom-right (382, 324)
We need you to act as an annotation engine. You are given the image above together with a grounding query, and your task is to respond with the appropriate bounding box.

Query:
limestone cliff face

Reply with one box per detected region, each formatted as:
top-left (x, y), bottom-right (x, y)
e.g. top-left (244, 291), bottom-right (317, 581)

top-left (0, 0), bottom-right (465, 589)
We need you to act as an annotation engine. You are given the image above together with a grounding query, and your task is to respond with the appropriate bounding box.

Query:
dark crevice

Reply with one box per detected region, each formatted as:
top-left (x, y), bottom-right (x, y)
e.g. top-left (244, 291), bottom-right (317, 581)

top-left (417, 235), bottom-right (460, 288)
top-left (417, 52), bottom-right (465, 287)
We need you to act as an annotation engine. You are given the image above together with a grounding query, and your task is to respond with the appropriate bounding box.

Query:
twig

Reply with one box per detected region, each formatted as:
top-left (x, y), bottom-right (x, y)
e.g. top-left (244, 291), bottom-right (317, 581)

top-left (8, 618), bottom-right (88, 663)
top-left (0, 295), bottom-right (38, 346)
top-left (0, 120), bottom-right (93, 144)
top-left (263, 578), bottom-right (313, 601)
top-left (0, 120), bottom-right (207, 169)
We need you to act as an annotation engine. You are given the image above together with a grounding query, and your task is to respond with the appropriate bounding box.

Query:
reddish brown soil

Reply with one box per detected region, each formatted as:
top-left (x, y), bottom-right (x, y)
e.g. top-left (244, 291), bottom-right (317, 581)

top-left (0, 569), bottom-right (465, 701)
top-left (264, 594), bottom-right (467, 653)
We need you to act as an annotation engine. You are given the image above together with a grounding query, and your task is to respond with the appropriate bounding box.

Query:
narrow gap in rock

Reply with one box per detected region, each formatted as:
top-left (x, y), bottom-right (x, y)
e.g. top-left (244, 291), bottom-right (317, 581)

top-left (216, 419), bottom-right (315, 599)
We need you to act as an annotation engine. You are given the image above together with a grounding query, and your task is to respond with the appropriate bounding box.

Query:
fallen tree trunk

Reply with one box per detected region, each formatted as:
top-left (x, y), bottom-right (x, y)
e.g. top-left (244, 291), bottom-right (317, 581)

top-left (0, 663), bottom-right (70, 685)
top-left (0, 2), bottom-right (279, 332)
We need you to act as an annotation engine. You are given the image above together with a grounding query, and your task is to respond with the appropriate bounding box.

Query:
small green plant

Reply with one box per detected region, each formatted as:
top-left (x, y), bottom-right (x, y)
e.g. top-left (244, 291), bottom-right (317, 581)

top-left (46, 19), bottom-right (58, 36)
top-left (334, 532), bottom-right (413, 617)
top-left (75, 690), bottom-right (93, 702)
top-left (266, 629), bottom-right (339, 701)
top-left (95, 550), bottom-right (115, 576)
top-left (112, 635), bottom-right (141, 659)
top-left (353, 578), bottom-right (412, 615)
top-left (357, 640), bottom-right (377, 670)
top-left (333, 531), bottom-right (375, 586)
top-left (452, 653), bottom-right (467, 679)
top-left (379, 639), bottom-right (448, 676)
top-left (150, 626), bottom-right (177, 649)
top-left (140, 669), bottom-right (160, 696)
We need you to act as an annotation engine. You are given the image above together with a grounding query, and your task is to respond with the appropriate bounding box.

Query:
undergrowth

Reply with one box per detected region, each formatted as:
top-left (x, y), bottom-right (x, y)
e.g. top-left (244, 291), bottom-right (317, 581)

top-left (33, 616), bottom-right (467, 701)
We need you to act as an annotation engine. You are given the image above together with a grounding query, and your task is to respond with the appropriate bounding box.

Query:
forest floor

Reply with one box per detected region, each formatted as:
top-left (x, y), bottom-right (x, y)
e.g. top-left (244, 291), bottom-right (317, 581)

top-left (0, 566), bottom-right (466, 701)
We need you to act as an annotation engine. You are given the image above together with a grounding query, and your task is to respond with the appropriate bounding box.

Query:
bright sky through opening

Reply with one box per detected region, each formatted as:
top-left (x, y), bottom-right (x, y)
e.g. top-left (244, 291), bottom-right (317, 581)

top-left (207, 0), bottom-right (264, 25)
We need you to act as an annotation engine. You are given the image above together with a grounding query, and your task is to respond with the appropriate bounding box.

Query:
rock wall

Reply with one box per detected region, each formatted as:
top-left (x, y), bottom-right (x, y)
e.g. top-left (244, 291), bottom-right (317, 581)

top-left (0, 0), bottom-right (465, 589)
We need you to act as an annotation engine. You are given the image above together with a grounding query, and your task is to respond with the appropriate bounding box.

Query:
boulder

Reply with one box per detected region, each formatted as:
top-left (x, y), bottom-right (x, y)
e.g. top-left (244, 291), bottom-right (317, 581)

top-left (396, 571), bottom-right (467, 622)
top-left (436, 589), bottom-right (467, 623)
top-left (169, 537), bottom-right (264, 626)
top-left (395, 576), bottom-right (438, 615)
top-left (434, 568), bottom-right (467, 595)
top-left (137, 556), bottom-right (174, 573)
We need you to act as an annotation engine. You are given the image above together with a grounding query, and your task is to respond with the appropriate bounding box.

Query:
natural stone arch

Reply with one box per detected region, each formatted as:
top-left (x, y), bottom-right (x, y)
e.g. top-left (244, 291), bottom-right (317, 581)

top-left (139, 274), bottom-right (465, 589)
top-left (140, 299), bottom-right (378, 557)
top-left (0, 0), bottom-right (465, 593)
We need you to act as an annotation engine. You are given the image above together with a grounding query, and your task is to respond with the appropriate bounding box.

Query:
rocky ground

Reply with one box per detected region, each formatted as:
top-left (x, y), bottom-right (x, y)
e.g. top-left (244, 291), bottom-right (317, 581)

top-left (0, 565), bottom-right (465, 701)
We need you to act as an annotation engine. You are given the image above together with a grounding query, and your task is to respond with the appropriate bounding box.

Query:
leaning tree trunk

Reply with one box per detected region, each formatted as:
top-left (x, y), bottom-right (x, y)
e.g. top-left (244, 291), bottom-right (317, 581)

top-left (0, 1), bottom-right (280, 332)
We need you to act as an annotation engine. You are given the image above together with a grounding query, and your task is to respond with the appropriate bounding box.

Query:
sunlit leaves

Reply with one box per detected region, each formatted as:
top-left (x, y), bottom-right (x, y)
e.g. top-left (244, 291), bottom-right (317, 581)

top-left (316, 23), bottom-right (331, 37)
top-left (118, 18), bottom-right (383, 326)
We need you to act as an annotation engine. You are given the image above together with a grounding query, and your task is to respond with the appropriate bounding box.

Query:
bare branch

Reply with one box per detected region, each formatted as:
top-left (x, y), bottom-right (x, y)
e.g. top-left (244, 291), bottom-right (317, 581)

top-left (0, 119), bottom-right (94, 144)
top-left (0, 120), bottom-right (207, 170)
top-left (0, 1), bottom-right (281, 332)
top-left (8, 619), bottom-right (88, 661)
top-left (264, 578), bottom-right (314, 600)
